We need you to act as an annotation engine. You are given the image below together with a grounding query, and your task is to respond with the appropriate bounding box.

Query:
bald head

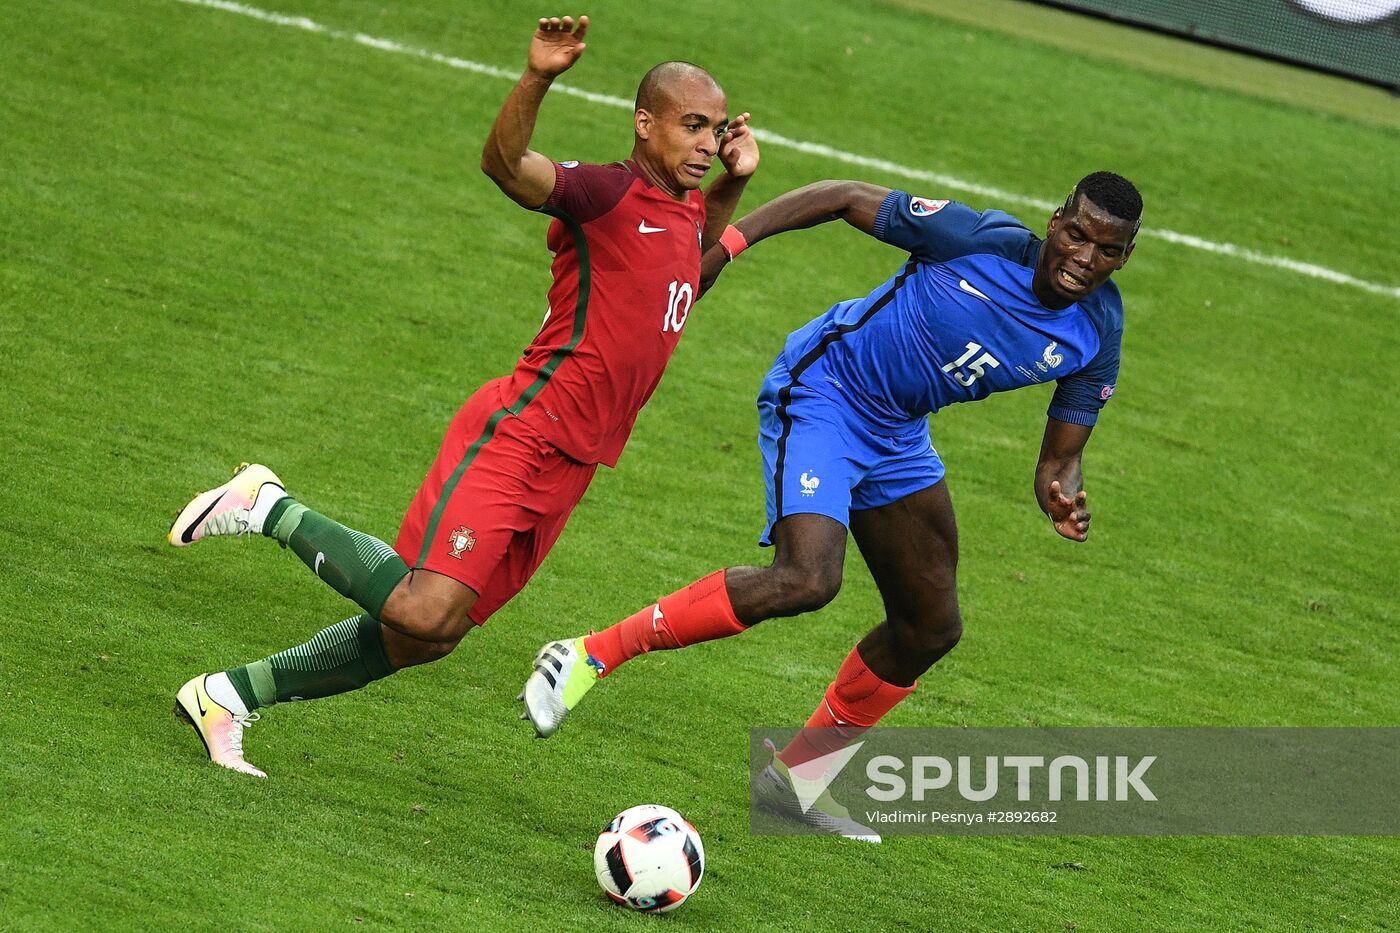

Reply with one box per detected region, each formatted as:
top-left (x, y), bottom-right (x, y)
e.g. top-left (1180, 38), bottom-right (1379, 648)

top-left (629, 61), bottom-right (728, 199)
top-left (635, 61), bottom-right (722, 114)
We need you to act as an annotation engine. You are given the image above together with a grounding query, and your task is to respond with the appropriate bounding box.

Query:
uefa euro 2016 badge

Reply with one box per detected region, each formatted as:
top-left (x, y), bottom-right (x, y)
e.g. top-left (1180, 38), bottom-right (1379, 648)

top-left (447, 525), bottom-right (476, 558)
top-left (909, 197), bottom-right (949, 217)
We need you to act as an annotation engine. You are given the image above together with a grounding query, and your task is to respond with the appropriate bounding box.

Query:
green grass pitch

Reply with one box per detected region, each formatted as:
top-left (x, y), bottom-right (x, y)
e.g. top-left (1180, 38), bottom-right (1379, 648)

top-left (2, 0), bottom-right (1397, 929)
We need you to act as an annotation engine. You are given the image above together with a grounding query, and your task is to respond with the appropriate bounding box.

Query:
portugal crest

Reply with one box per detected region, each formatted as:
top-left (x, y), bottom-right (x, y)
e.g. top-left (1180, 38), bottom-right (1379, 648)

top-left (447, 525), bottom-right (475, 559)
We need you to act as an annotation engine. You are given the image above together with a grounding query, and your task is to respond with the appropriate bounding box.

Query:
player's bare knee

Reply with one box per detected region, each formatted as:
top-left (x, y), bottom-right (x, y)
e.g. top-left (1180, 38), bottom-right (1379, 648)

top-left (932, 613), bottom-right (964, 652)
top-left (768, 563), bottom-right (842, 616)
top-left (418, 606), bottom-right (474, 642)
top-left (415, 637), bottom-right (462, 664)
top-left (380, 594), bottom-right (471, 643)
top-left (893, 609), bottom-right (962, 658)
top-left (391, 636), bottom-right (462, 669)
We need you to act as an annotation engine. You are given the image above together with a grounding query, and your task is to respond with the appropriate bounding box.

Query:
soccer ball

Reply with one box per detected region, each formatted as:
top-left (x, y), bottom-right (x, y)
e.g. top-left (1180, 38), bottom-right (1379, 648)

top-left (593, 804), bottom-right (705, 913)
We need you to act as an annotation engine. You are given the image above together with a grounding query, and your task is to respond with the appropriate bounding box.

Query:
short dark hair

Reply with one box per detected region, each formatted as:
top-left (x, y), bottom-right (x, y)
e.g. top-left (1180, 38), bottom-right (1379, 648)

top-left (1066, 171), bottom-right (1143, 227)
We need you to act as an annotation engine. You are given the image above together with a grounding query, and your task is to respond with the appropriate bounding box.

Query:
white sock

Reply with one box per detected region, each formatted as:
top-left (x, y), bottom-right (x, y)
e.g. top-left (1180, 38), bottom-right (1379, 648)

top-left (248, 482), bottom-right (287, 534)
top-left (204, 672), bottom-right (249, 717)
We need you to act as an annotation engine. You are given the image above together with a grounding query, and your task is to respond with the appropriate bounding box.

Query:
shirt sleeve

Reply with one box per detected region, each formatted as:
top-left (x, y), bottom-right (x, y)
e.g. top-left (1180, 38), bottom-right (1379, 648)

top-left (1047, 328), bottom-right (1121, 427)
top-left (540, 161), bottom-right (634, 224)
top-left (871, 191), bottom-right (1034, 264)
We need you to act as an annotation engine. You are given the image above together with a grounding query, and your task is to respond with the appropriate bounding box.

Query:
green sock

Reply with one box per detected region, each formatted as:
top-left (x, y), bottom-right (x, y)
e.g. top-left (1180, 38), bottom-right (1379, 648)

top-left (263, 496), bottom-right (408, 618)
top-left (226, 615), bottom-right (394, 710)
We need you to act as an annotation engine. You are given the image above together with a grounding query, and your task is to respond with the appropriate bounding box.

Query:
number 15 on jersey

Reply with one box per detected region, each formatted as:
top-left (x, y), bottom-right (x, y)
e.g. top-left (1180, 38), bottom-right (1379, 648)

top-left (940, 341), bottom-right (1001, 387)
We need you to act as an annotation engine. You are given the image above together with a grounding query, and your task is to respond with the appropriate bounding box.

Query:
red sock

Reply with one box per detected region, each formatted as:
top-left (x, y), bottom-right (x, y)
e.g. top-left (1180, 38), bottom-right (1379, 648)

top-left (583, 570), bottom-right (746, 676)
top-left (778, 646), bottom-right (915, 770)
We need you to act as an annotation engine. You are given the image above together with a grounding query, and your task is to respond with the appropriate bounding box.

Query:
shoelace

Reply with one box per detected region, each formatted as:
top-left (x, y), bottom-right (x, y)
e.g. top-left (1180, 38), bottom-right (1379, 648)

top-left (203, 507), bottom-right (253, 537)
top-left (227, 710), bottom-right (261, 757)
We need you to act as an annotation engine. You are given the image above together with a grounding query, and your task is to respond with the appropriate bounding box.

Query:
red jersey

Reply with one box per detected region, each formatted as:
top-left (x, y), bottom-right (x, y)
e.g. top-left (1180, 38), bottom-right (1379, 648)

top-left (504, 160), bottom-right (706, 467)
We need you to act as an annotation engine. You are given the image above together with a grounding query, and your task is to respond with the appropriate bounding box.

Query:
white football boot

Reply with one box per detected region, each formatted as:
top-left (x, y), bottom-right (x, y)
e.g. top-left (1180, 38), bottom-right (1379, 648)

top-left (752, 740), bottom-right (881, 843)
top-left (168, 463), bottom-right (284, 546)
top-left (174, 674), bottom-right (267, 778)
top-left (518, 637), bottom-right (602, 737)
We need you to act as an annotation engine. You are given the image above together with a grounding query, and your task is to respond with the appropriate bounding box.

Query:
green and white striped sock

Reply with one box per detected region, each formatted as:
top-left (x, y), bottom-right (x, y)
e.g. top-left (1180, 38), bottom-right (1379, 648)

top-left (263, 497), bottom-right (408, 618)
top-left (226, 615), bottom-right (394, 710)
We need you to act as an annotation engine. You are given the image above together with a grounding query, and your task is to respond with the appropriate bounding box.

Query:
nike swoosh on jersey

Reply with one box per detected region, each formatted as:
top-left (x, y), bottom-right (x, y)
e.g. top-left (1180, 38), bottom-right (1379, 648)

top-left (314, 552), bottom-right (325, 576)
top-left (958, 279), bottom-right (992, 302)
top-left (180, 492), bottom-right (226, 544)
top-left (638, 220), bottom-right (667, 234)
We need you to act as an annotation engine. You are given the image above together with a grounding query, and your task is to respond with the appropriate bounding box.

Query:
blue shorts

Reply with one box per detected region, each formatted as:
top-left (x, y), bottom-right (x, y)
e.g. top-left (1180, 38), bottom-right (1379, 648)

top-left (757, 357), bottom-right (945, 546)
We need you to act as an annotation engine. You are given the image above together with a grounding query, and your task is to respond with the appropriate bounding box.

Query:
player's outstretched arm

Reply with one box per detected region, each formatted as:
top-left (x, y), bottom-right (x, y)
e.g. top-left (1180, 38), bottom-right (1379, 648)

top-left (700, 112), bottom-right (759, 252)
top-left (700, 180), bottom-right (891, 293)
top-left (481, 15), bottom-right (589, 208)
top-left (1036, 418), bottom-right (1094, 542)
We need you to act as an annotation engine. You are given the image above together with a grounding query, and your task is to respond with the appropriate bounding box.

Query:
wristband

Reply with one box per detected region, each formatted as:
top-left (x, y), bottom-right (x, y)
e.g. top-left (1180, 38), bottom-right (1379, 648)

top-left (719, 224), bottom-right (749, 261)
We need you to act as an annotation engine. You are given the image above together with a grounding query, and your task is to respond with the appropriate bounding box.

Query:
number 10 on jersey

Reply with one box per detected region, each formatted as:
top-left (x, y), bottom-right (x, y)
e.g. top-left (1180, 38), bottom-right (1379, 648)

top-left (940, 341), bottom-right (1001, 387)
top-left (663, 281), bottom-right (694, 333)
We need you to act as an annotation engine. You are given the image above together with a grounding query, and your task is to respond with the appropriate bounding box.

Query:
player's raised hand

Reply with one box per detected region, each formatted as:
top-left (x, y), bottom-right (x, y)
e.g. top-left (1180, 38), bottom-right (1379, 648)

top-left (1046, 480), bottom-right (1091, 542)
top-left (528, 15), bottom-right (588, 78)
top-left (718, 112), bottom-right (759, 178)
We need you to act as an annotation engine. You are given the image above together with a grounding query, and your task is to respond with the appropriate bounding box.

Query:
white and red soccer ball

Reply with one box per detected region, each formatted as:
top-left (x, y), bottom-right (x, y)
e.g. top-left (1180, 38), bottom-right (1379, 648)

top-left (593, 804), bottom-right (705, 913)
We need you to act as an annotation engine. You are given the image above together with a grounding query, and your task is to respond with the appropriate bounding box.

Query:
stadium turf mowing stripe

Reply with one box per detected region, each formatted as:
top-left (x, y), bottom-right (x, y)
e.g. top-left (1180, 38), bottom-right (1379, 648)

top-left (173, 0), bottom-right (1400, 301)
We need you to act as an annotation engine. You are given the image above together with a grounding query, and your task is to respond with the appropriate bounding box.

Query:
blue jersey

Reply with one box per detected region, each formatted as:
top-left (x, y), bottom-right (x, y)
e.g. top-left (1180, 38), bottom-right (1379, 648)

top-left (777, 192), bottom-right (1124, 433)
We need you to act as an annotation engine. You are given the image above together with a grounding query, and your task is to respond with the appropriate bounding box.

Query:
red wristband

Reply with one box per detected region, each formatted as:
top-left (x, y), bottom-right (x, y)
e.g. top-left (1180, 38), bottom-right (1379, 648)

top-left (719, 224), bottom-right (749, 261)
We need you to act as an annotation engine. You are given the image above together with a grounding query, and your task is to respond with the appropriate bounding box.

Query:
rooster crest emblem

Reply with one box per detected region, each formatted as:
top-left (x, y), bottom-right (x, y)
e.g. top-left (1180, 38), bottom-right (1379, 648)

top-left (800, 472), bottom-right (821, 496)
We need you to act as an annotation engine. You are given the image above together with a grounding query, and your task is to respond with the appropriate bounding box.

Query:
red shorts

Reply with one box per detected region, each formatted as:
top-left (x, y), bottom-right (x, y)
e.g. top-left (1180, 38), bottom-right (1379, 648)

top-left (394, 378), bottom-right (598, 624)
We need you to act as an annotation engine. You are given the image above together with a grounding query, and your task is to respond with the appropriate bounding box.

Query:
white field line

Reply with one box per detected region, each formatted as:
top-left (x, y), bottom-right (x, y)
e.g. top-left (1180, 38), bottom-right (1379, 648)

top-left (175, 0), bottom-right (1400, 300)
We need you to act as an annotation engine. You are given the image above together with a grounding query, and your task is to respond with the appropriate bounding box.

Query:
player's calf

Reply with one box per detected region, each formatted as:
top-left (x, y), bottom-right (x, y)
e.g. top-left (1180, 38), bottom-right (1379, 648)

top-left (263, 496), bottom-right (410, 619)
top-left (859, 612), bottom-right (963, 687)
top-left (380, 627), bottom-right (463, 669)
